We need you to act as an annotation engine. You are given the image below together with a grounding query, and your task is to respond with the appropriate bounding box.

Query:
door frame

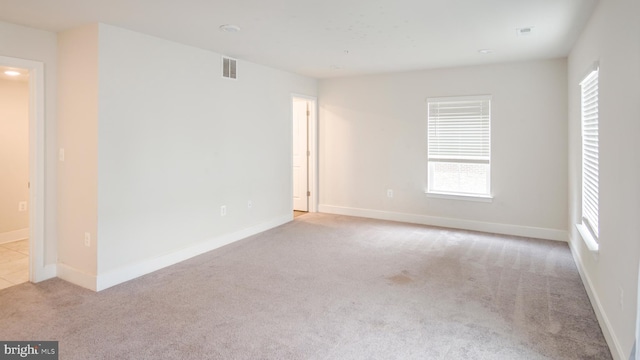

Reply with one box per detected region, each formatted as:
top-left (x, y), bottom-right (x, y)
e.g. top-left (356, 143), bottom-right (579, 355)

top-left (0, 55), bottom-right (46, 282)
top-left (291, 94), bottom-right (318, 213)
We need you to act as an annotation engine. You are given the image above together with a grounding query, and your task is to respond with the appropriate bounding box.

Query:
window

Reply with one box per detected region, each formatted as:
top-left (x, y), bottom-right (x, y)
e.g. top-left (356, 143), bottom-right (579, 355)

top-left (577, 66), bottom-right (599, 251)
top-left (427, 95), bottom-right (491, 198)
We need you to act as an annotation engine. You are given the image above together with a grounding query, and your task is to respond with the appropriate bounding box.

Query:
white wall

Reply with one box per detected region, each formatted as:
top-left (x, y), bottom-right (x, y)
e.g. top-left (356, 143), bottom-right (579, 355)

top-left (567, 0), bottom-right (640, 358)
top-left (94, 25), bottom-right (316, 284)
top-left (0, 79), bottom-right (29, 238)
top-left (6, 20), bottom-right (317, 290)
top-left (57, 25), bottom-right (99, 281)
top-left (0, 20), bottom-right (57, 267)
top-left (318, 59), bottom-right (568, 240)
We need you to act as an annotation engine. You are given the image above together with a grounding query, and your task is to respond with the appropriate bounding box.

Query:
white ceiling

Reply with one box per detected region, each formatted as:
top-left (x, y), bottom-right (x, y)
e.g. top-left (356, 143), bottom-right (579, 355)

top-left (0, 0), bottom-right (598, 78)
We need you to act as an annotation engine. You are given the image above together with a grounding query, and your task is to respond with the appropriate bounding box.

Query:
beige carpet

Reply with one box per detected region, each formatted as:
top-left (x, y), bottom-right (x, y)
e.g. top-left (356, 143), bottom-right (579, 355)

top-left (0, 213), bottom-right (611, 359)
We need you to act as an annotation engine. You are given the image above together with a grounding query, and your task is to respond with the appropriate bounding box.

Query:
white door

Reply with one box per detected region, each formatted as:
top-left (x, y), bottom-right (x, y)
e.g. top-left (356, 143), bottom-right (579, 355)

top-left (292, 99), bottom-right (308, 211)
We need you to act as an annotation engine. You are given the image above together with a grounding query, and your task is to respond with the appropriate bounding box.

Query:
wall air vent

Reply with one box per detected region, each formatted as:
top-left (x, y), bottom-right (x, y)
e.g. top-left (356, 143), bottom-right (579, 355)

top-left (222, 57), bottom-right (237, 79)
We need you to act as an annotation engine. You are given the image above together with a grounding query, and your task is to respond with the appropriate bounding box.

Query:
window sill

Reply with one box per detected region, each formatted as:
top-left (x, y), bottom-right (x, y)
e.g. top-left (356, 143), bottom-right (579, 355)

top-left (425, 191), bottom-right (493, 203)
top-left (576, 223), bottom-right (599, 253)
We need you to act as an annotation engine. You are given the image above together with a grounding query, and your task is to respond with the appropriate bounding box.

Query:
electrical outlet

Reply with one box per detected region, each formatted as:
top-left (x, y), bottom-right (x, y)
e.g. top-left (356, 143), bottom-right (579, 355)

top-left (220, 205), bottom-right (227, 216)
top-left (84, 232), bottom-right (91, 247)
top-left (387, 189), bottom-right (393, 198)
top-left (247, 200), bottom-right (253, 209)
top-left (18, 201), bottom-right (27, 212)
top-left (619, 287), bottom-right (624, 310)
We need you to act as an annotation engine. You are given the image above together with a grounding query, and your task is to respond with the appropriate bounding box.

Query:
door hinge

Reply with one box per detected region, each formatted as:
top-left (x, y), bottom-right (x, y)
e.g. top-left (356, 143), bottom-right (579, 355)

top-left (306, 110), bottom-right (310, 116)
top-left (307, 150), bottom-right (310, 156)
top-left (307, 191), bottom-right (311, 197)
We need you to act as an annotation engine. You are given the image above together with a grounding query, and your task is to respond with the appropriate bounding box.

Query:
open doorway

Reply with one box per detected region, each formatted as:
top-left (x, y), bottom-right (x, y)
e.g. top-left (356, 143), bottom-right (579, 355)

top-left (0, 55), bottom-right (46, 286)
top-left (292, 95), bottom-right (317, 217)
top-left (0, 66), bottom-right (30, 289)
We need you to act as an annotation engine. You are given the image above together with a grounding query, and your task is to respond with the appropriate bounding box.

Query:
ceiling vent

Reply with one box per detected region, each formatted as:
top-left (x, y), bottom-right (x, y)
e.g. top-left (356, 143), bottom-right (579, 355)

top-left (222, 57), bottom-right (237, 79)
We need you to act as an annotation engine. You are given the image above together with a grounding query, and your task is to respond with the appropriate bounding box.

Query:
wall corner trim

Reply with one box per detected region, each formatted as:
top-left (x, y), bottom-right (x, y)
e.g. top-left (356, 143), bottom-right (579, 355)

top-left (95, 214), bottom-right (293, 292)
top-left (318, 204), bottom-right (568, 242)
top-left (569, 236), bottom-right (625, 360)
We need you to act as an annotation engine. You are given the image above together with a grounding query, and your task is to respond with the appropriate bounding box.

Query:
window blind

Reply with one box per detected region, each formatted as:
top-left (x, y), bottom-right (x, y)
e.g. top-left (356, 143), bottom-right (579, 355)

top-left (581, 69), bottom-right (599, 238)
top-left (427, 96), bottom-right (491, 163)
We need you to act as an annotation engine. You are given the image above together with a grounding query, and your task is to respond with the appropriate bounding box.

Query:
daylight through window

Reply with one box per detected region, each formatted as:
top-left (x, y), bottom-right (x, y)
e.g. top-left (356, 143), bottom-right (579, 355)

top-left (427, 96), bottom-right (491, 197)
top-left (580, 67), bottom-right (599, 243)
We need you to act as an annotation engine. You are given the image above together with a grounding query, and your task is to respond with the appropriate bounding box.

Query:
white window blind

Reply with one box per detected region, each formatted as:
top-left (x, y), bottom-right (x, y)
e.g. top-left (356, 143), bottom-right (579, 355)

top-left (427, 95), bottom-right (491, 197)
top-left (581, 68), bottom-right (599, 239)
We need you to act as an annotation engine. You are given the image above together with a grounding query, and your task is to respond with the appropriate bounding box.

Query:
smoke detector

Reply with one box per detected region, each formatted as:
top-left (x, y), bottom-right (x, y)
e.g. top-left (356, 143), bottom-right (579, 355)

top-left (219, 24), bottom-right (241, 33)
top-left (516, 27), bottom-right (534, 37)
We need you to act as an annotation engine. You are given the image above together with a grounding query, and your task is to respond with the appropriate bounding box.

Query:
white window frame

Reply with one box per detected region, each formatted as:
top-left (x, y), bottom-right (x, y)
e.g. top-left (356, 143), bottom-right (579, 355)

top-left (426, 95), bottom-right (492, 201)
top-left (576, 64), bottom-right (600, 253)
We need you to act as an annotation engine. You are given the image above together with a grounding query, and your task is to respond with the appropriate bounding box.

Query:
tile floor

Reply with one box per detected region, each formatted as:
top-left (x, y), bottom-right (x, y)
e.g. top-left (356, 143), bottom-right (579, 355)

top-left (293, 210), bottom-right (307, 218)
top-left (0, 239), bottom-right (29, 290)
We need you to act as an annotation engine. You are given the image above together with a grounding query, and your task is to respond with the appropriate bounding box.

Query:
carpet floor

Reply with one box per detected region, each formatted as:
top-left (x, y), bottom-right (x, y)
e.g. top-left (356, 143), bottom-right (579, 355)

top-left (0, 213), bottom-right (611, 359)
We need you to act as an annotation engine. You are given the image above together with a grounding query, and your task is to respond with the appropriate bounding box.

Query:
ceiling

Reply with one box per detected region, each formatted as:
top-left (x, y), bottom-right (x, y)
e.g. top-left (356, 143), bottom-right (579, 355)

top-left (0, 0), bottom-right (598, 78)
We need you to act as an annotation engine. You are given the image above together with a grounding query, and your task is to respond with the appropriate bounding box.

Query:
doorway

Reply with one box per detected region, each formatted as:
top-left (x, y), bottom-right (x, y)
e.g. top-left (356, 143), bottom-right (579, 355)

top-left (292, 95), bottom-right (317, 215)
top-left (0, 55), bottom-right (46, 285)
top-left (0, 66), bottom-right (30, 289)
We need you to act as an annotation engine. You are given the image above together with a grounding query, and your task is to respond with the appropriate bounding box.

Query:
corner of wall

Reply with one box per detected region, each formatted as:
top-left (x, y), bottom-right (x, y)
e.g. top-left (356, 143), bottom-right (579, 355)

top-left (56, 23), bottom-right (99, 281)
top-left (57, 263), bottom-right (97, 291)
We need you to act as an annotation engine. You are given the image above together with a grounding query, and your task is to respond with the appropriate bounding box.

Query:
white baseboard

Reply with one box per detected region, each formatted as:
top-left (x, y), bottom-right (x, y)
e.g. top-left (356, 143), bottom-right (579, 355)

top-left (569, 236), bottom-right (625, 360)
top-left (95, 214), bottom-right (292, 291)
top-left (42, 264), bottom-right (57, 280)
top-left (57, 263), bottom-right (97, 291)
top-left (0, 228), bottom-right (29, 244)
top-left (31, 263), bottom-right (57, 283)
top-left (318, 205), bottom-right (568, 242)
